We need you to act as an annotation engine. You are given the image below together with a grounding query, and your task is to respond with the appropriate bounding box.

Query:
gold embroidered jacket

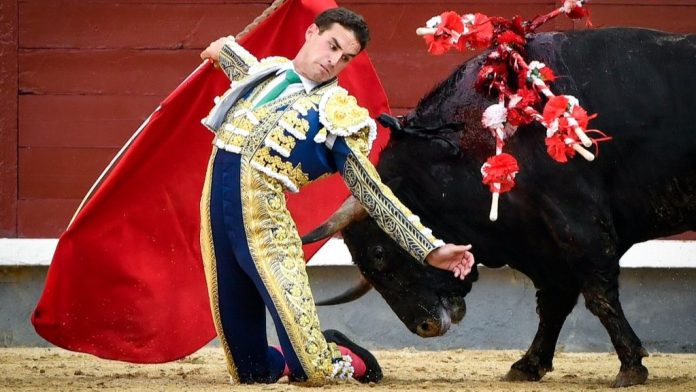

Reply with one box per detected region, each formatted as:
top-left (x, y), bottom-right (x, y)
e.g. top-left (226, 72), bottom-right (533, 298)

top-left (201, 38), bottom-right (444, 263)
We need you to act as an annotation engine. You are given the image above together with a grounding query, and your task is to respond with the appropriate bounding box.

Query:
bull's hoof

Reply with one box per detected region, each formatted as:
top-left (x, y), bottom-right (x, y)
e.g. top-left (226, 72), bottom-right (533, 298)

top-left (503, 367), bottom-right (546, 382)
top-left (503, 357), bottom-right (551, 382)
top-left (612, 366), bottom-right (648, 388)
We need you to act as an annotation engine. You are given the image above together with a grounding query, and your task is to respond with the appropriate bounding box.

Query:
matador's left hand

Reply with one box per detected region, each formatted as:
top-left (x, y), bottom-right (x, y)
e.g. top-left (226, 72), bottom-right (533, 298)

top-left (200, 36), bottom-right (231, 66)
top-left (425, 244), bottom-right (475, 280)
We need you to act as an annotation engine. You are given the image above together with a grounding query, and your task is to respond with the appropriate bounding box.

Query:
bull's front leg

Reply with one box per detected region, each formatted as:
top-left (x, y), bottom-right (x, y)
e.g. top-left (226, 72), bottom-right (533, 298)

top-left (505, 286), bottom-right (579, 382)
top-left (582, 276), bottom-right (649, 387)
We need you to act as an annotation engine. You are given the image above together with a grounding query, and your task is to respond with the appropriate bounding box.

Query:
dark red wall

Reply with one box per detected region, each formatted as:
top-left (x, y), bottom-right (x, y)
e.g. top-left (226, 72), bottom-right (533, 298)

top-left (4, 0), bottom-right (696, 238)
top-left (0, 0), bottom-right (18, 237)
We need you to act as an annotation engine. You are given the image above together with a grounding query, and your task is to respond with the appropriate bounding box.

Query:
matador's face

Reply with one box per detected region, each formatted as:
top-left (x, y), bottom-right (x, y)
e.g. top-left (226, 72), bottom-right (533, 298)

top-left (293, 22), bottom-right (361, 83)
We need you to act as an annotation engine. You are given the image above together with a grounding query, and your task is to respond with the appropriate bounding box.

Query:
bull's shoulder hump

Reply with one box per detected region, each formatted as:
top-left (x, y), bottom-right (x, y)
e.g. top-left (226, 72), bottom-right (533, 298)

top-left (527, 27), bottom-right (695, 65)
top-left (538, 27), bottom-right (694, 47)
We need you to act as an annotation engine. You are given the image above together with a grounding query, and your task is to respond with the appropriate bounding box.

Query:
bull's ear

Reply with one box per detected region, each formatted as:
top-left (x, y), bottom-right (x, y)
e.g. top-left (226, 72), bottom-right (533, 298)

top-left (377, 113), bottom-right (403, 132)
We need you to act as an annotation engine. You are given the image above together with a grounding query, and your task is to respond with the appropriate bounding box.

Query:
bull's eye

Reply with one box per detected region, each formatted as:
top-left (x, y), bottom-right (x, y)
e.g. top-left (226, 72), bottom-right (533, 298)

top-left (369, 246), bottom-right (384, 262)
top-left (369, 246), bottom-right (388, 271)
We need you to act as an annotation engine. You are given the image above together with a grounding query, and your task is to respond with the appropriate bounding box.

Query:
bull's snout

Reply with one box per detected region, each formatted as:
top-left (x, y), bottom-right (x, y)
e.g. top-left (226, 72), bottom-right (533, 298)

top-left (415, 307), bottom-right (452, 337)
top-left (413, 297), bottom-right (467, 337)
top-left (444, 296), bottom-right (466, 324)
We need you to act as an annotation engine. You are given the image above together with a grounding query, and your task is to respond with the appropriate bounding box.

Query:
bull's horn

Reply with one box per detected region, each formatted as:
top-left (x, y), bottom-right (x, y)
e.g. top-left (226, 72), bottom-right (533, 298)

top-left (315, 276), bottom-right (373, 306)
top-left (301, 196), bottom-right (367, 244)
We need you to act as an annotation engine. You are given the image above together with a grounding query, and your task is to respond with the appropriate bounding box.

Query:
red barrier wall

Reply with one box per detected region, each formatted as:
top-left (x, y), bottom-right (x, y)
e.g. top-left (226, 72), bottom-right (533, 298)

top-left (4, 1), bottom-right (696, 237)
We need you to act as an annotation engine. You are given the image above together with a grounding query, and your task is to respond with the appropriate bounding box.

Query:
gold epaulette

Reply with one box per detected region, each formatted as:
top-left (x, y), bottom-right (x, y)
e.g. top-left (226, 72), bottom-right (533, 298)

top-left (318, 87), bottom-right (377, 152)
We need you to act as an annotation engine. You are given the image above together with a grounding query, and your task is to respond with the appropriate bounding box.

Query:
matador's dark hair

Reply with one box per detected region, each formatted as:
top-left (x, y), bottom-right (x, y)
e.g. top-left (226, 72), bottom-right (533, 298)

top-left (314, 7), bottom-right (370, 51)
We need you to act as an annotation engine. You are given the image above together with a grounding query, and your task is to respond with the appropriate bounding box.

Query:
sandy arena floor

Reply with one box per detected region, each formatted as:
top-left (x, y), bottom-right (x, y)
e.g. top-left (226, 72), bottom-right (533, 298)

top-left (1, 347), bottom-right (694, 391)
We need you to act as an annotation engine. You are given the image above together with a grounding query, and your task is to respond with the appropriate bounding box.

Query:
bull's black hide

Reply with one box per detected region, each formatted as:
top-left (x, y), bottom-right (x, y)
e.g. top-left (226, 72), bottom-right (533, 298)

top-left (342, 27), bottom-right (696, 387)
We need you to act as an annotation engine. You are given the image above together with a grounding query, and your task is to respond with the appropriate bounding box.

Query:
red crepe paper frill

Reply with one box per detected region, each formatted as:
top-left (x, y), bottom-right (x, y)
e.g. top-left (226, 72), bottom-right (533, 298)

top-left (540, 67), bottom-right (557, 82)
top-left (481, 153), bottom-right (520, 193)
top-left (424, 11), bottom-right (465, 55)
top-left (419, 2), bottom-right (601, 218)
top-left (545, 133), bottom-right (576, 163)
top-left (506, 87), bottom-right (540, 127)
top-left (424, 12), bottom-right (495, 54)
top-left (542, 95), bottom-right (570, 125)
top-left (475, 63), bottom-right (509, 95)
top-left (460, 13), bottom-right (494, 50)
top-left (567, 6), bottom-right (589, 19)
top-left (543, 95), bottom-right (597, 136)
top-left (496, 30), bottom-right (525, 46)
top-left (563, 0), bottom-right (590, 20)
top-left (569, 104), bottom-right (594, 129)
top-left (527, 61), bottom-right (557, 84)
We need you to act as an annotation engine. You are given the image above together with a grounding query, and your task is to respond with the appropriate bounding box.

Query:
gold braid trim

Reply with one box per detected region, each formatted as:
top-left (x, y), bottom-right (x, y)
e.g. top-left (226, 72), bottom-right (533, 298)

top-left (250, 147), bottom-right (309, 192)
top-left (264, 127), bottom-right (297, 157)
top-left (279, 110), bottom-right (310, 140)
top-left (342, 139), bottom-right (444, 263)
top-left (219, 39), bottom-right (258, 82)
top-left (239, 157), bottom-right (336, 385)
top-left (199, 147), bottom-right (240, 382)
top-left (215, 99), bottom-right (274, 153)
top-left (292, 96), bottom-right (317, 116)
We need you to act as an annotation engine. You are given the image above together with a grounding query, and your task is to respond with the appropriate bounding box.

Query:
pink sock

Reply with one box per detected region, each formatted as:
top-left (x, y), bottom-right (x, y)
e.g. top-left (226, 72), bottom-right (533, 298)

top-left (271, 346), bottom-right (290, 377)
top-left (275, 345), bottom-right (367, 379)
top-left (338, 346), bottom-right (367, 379)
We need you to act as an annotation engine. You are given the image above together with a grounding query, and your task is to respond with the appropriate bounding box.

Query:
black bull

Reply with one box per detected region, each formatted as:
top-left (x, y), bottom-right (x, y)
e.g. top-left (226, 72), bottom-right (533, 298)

top-left (305, 28), bottom-right (696, 387)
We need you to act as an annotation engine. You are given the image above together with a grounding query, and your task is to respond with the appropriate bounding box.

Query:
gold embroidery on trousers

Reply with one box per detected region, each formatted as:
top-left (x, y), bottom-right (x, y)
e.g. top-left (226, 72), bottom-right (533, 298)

top-left (199, 147), bottom-right (240, 382)
top-left (239, 157), bottom-right (338, 385)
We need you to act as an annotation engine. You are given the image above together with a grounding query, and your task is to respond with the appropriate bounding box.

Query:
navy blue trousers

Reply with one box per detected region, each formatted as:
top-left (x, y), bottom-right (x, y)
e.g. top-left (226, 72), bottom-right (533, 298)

top-left (204, 150), bottom-right (310, 383)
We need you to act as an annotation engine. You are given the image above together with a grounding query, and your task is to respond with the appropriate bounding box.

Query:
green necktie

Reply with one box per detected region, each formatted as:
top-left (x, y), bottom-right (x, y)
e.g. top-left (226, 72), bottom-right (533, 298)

top-left (254, 69), bottom-right (302, 108)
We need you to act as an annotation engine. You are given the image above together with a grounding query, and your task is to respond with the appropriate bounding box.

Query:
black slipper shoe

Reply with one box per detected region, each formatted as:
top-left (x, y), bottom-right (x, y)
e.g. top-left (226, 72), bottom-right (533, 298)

top-left (323, 329), bottom-right (383, 383)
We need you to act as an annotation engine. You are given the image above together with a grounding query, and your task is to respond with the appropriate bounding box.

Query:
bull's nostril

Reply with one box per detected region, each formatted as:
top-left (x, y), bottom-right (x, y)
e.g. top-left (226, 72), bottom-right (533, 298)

top-left (414, 308), bottom-right (452, 337)
top-left (416, 320), bottom-right (440, 337)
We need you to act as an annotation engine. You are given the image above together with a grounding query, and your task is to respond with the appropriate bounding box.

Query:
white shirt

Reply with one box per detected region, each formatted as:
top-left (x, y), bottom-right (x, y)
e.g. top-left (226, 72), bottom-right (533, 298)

top-left (250, 63), bottom-right (319, 107)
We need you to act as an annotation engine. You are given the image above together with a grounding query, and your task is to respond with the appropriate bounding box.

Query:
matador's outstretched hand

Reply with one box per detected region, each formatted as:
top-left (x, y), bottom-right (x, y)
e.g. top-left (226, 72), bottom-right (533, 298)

top-left (425, 244), bottom-right (475, 280)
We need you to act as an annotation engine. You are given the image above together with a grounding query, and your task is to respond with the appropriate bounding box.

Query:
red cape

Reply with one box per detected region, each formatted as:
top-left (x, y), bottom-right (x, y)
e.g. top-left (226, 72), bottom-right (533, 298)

top-left (32, 0), bottom-right (390, 363)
